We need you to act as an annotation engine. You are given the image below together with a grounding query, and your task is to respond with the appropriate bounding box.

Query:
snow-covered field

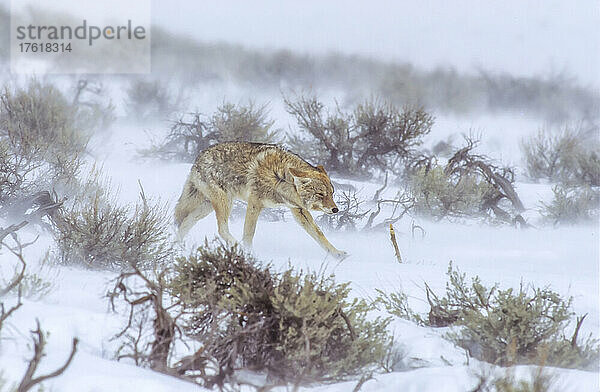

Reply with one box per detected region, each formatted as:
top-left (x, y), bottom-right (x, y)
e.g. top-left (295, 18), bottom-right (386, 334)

top-left (1, 1), bottom-right (599, 390)
top-left (0, 108), bottom-right (598, 391)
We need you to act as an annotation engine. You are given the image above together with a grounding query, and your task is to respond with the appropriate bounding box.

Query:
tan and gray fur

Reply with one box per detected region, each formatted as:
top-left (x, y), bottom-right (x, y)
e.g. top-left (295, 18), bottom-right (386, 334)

top-left (175, 142), bottom-right (347, 258)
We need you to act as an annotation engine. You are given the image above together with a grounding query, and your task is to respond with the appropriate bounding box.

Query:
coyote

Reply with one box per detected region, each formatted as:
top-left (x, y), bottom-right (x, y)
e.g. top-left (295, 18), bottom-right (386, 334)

top-left (175, 142), bottom-right (347, 259)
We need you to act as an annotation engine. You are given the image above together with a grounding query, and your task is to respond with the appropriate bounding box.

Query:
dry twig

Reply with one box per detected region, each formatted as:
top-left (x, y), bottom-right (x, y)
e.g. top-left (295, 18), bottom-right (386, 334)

top-left (389, 224), bottom-right (402, 264)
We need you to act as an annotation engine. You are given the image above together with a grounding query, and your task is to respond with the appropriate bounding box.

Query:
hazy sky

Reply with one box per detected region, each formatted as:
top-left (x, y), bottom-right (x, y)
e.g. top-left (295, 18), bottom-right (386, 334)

top-left (153, 0), bottom-right (600, 87)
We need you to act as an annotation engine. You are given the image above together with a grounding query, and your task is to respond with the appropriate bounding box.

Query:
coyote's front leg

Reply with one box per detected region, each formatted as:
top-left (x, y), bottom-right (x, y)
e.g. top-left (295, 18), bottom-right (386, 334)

top-left (242, 196), bottom-right (263, 247)
top-left (290, 207), bottom-right (348, 259)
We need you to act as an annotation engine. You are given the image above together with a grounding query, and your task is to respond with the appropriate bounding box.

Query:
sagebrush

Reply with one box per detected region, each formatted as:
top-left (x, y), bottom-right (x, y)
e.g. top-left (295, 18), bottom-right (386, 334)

top-left (0, 80), bottom-right (101, 226)
top-left (439, 265), bottom-right (598, 369)
top-left (378, 264), bottom-right (599, 370)
top-left (521, 125), bottom-right (600, 186)
top-left (110, 241), bottom-right (391, 388)
top-left (142, 101), bottom-right (277, 162)
top-left (540, 185), bottom-right (600, 225)
top-left (125, 78), bottom-right (181, 121)
top-left (285, 95), bottom-right (433, 178)
top-left (169, 242), bottom-right (390, 383)
top-left (54, 181), bottom-right (171, 270)
top-left (408, 138), bottom-right (526, 225)
top-left (0, 80), bottom-right (91, 176)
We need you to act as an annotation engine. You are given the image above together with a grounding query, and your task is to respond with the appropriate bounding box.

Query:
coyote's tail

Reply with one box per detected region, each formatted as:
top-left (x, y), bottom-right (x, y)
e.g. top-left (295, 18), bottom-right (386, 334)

top-left (174, 174), bottom-right (213, 241)
top-left (174, 175), bottom-right (198, 228)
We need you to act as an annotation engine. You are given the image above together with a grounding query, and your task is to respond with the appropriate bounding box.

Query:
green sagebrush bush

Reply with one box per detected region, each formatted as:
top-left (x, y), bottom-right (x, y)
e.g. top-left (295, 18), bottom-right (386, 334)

top-left (541, 185), bottom-right (600, 225)
top-left (169, 242), bottom-right (390, 383)
top-left (0, 79), bottom-right (112, 219)
top-left (409, 165), bottom-right (494, 220)
top-left (54, 178), bottom-right (171, 270)
top-left (0, 80), bottom-right (90, 176)
top-left (442, 265), bottom-right (599, 369)
top-left (521, 126), bottom-right (600, 186)
top-left (407, 138), bottom-right (526, 225)
top-left (378, 264), bottom-right (599, 370)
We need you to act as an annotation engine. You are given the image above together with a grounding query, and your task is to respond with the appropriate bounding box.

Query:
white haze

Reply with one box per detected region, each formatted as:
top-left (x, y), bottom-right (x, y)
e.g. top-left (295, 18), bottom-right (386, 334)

top-left (153, 0), bottom-right (600, 87)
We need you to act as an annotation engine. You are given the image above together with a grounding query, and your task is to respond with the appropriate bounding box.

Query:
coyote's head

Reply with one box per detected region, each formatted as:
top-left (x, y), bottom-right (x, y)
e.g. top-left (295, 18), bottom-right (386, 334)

top-left (289, 166), bottom-right (339, 214)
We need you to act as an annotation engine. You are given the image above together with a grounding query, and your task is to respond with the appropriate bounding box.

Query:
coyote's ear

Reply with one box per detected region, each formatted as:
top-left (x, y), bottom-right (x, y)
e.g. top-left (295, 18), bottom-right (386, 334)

top-left (289, 167), bottom-right (310, 178)
top-left (288, 167), bottom-right (312, 187)
top-left (316, 165), bottom-right (327, 174)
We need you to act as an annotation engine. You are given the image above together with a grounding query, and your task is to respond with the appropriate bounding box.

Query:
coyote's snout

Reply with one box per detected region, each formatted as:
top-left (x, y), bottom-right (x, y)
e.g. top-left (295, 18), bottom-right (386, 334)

top-left (174, 142), bottom-right (347, 259)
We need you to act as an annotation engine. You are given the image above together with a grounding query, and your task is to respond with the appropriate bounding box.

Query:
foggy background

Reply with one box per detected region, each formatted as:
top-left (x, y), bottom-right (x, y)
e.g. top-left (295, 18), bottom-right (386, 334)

top-left (152, 0), bottom-right (600, 87)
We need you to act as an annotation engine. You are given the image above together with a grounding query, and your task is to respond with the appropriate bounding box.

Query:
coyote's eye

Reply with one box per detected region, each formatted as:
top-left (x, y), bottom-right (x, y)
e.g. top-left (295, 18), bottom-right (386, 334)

top-left (315, 192), bottom-right (325, 198)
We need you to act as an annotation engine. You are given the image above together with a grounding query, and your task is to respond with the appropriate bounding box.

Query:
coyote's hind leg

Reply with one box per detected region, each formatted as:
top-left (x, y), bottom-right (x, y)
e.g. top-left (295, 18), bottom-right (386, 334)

top-left (209, 189), bottom-right (235, 244)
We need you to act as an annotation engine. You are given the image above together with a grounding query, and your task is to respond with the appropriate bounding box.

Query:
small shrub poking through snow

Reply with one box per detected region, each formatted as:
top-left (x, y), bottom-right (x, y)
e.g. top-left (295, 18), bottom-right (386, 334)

top-left (54, 183), bottom-right (171, 270)
top-left (407, 138), bottom-right (526, 225)
top-left (438, 264), bottom-right (599, 369)
top-left (540, 185), bottom-right (600, 225)
top-left (375, 288), bottom-right (419, 323)
top-left (380, 264), bottom-right (599, 370)
top-left (169, 241), bottom-right (391, 383)
top-left (472, 365), bottom-right (556, 392)
top-left (521, 125), bottom-right (600, 186)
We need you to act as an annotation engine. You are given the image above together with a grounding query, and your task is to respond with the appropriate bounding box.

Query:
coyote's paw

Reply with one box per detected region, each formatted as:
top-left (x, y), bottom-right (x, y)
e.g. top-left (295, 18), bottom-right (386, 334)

top-left (330, 249), bottom-right (349, 260)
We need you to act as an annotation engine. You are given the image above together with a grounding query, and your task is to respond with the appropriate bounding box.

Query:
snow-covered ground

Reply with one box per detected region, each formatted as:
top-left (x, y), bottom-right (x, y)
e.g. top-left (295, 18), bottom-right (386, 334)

top-left (0, 108), bottom-right (598, 391)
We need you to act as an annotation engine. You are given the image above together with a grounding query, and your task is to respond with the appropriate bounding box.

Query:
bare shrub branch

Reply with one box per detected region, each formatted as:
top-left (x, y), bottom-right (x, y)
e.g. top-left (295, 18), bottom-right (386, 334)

top-left (409, 137), bottom-right (527, 225)
top-left (17, 320), bottom-right (78, 392)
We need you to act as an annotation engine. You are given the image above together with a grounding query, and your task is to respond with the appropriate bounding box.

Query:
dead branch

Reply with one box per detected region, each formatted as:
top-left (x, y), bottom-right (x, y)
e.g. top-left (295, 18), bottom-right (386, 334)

top-left (0, 221), bottom-right (28, 243)
top-left (107, 265), bottom-right (201, 381)
top-left (570, 313), bottom-right (587, 348)
top-left (389, 224), bottom-right (402, 264)
top-left (0, 221), bottom-right (28, 244)
top-left (424, 282), bottom-right (459, 327)
top-left (367, 192), bottom-right (415, 231)
top-left (17, 319), bottom-right (78, 392)
top-left (352, 372), bottom-right (374, 392)
top-left (444, 137), bottom-right (527, 224)
top-left (372, 172), bottom-right (388, 202)
top-left (411, 220), bottom-right (426, 239)
top-left (317, 190), bottom-right (370, 231)
top-left (0, 288), bottom-right (22, 331)
top-left (0, 228), bottom-right (30, 331)
top-left (0, 239), bottom-right (27, 296)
